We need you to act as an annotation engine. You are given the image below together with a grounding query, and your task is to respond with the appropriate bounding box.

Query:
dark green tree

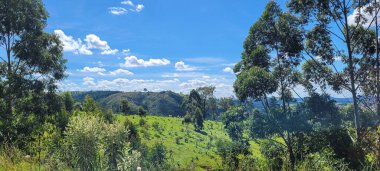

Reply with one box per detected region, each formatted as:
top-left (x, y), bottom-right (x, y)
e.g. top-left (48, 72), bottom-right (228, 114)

top-left (120, 100), bottom-right (130, 115)
top-left (138, 106), bottom-right (146, 117)
top-left (196, 86), bottom-right (217, 119)
top-left (288, 0), bottom-right (379, 142)
top-left (183, 89), bottom-right (204, 131)
top-left (221, 106), bottom-right (246, 142)
top-left (62, 92), bottom-right (74, 113)
top-left (0, 0), bottom-right (66, 141)
top-left (233, 2), bottom-right (304, 169)
top-left (150, 142), bottom-right (167, 167)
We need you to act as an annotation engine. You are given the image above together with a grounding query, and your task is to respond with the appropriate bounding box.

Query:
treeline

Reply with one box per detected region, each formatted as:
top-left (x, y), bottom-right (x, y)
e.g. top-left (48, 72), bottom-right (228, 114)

top-left (200, 1), bottom-right (380, 170)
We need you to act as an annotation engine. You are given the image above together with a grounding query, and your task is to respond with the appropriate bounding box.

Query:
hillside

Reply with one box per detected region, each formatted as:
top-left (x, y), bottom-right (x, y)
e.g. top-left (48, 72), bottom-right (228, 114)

top-left (72, 91), bottom-right (185, 116)
top-left (116, 115), bottom-right (263, 170)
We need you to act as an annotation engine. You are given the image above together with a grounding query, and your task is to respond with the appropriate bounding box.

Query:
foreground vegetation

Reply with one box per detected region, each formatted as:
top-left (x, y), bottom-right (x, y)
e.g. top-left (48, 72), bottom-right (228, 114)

top-left (3, 0), bottom-right (380, 170)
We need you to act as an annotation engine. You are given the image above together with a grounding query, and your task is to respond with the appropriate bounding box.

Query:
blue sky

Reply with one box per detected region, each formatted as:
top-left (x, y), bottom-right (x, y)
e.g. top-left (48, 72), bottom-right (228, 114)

top-left (44, 0), bottom-right (284, 97)
top-left (43, 0), bottom-right (360, 98)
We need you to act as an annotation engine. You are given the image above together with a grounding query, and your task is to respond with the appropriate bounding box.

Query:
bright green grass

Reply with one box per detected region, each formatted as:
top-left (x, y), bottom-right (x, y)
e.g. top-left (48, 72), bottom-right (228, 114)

top-left (116, 115), bottom-right (265, 170)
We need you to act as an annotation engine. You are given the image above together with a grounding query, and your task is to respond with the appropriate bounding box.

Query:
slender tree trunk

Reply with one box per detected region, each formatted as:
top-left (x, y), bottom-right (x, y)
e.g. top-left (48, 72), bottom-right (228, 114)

top-left (5, 35), bottom-right (13, 138)
top-left (285, 132), bottom-right (295, 171)
top-left (375, 0), bottom-right (380, 120)
top-left (343, 0), bottom-right (361, 141)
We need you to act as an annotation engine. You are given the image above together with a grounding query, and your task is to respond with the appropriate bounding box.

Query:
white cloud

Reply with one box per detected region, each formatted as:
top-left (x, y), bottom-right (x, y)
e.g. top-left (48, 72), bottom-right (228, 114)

top-left (223, 67), bottom-right (234, 74)
top-left (54, 30), bottom-right (85, 54)
top-left (120, 55), bottom-right (171, 67)
top-left (122, 49), bottom-right (131, 54)
top-left (83, 77), bottom-right (96, 86)
top-left (175, 61), bottom-right (197, 71)
top-left (109, 7), bottom-right (128, 15)
top-left (84, 34), bottom-right (109, 50)
top-left (54, 30), bottom-right (119, 55)
top-left (109, 69), bottom-right (134, 76)
top-left (111, 1), bottom-right (144, 15)
top-left (101, 49), bottom-right (119, 55)
top-left (121, 0), bottom-right (133, 6)
top-left (80, 67), bottom-right (106, 73)
top-left (136, 4), bottom-right (144, 12)
top-left (348, 2), bottom-right (380, 27)
top-left (161, 73), bottom-right (180, 78)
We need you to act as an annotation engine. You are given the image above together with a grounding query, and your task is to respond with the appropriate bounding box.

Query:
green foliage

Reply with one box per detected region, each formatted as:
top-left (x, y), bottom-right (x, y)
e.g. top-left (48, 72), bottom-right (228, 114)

top-left (0, 0), bottom-right (66, 143)
top-left (62, 92), bottom-right (74, 113)
top-left (120, 100), bottom-right (130, 115)
top-left (103, 122), bottom-right (129, 171)
top-left (138, 106), bottom-right (147, 117)
top-left (150, 142), bottom-right (167, 167)
top-left (63, 115), bottom-right (103, 170)
top-left (260, 140), bottom-right (286, 171)
top-left (234, 66), bottom-right (278, 101)
top-left (221, 106), bottom-right (246, 142)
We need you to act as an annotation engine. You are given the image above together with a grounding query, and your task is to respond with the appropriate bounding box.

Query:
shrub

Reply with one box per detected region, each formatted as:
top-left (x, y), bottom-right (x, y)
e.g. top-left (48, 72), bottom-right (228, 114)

top-left (117, 144), bottom-right (141, 171)
top-left (63, 115), bottom-right (103, 170)
top-left (139, 119), bottom-right (146, 126)
top-left (175, 137), bottom-right (181, 145)
top-left (103, 123), bottom-right (129, 171)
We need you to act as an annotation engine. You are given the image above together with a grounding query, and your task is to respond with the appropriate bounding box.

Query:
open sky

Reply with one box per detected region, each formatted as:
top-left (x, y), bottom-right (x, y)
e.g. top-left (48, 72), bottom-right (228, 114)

top-left (43, 0), bottom-right (285, 97)
top-left (43, 0), bottom-right (359, 98)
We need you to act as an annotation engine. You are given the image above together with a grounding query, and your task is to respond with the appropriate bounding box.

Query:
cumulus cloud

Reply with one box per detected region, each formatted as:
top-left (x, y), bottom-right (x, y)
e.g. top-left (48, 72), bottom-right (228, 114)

top-left (54, 30), bottom-right (119, 55)
top-left (121, 0), bottom-right (133, 6)
top-left (109, 69), bottom-right (134, 76)
top-left (348, 2), bottom-right (380, 27)
top-left (83, 77), bottom-right (96, 86)
top-left (108, 7), bottom-right (128, 15)
top-left (223, 67), bottom-right (234, 74)
top-left (120, 55), bottom-right (171, 67)
top-left (175, 61), bottom-right (197, 71)
top-left (80, 67), bottom-right (106, 73)
top-left (135, 4), bottom-right (144, 12)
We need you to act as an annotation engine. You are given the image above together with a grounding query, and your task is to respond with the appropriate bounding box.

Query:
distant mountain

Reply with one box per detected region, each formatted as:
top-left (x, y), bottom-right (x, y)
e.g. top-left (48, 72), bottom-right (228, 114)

top-left (71, 91), bottom-right (185, 116)
top-left (71, 91), bottom-right (353, 117)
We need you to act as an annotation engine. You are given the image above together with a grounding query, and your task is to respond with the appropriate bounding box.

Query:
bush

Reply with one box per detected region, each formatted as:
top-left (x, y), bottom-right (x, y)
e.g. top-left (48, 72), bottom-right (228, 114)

top-left (63, 115), bottom-right (103, 170)
top-left (139, 119), bottom-right (146, 126)
top-left (103, 123), bottom-right (129, 171)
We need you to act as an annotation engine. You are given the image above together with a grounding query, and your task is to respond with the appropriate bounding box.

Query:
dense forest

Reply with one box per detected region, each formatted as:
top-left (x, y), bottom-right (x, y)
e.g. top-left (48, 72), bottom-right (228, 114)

top-left (2, 0), bottom-right (380, 170)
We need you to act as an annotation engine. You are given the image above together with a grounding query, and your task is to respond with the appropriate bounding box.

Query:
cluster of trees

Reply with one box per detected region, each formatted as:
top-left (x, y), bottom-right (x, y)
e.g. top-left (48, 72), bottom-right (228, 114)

top-left (215, 1), bottom-right (380, 170)
top-left (181, 86), bottom-right (235, 131)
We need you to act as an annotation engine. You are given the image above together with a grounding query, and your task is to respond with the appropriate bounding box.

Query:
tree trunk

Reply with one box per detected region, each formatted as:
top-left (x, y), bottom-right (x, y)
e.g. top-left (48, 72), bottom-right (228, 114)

top-left (343, 0), bottom-right (361, 141)
top-left (375, 0), bottom-right (380, 120)
top-left (5, 36), bottom-right (13, 136)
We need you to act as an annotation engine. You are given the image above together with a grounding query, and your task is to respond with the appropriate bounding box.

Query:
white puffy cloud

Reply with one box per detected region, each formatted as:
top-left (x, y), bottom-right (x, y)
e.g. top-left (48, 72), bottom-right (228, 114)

top-left (223, 67), bottom-right (234, 74)
top-left (83, 77), bottom-right (96, 86)
top-left (101, 49), bottom-right (119, 55)
top-left (84, 34), bottom-right (109, 50)
top-left (54, 30), bottom-right (119, 55)
top-left (120, 55), bottom-right (170, 67)
top-left (175, 61), bottom-right (197, 71)
top-left (121, 0), bottom-right (133, 6)
top-left (136, 4), bottom-right (144, 12)
top-left (348, 2), bottom-right (380, 27)
top-left (108, 7), bottom-right (128, 15)
top-left (54, 30), bottom-right (83, 53)
top-left (80, 67), bottom-right (106, 73)
top-left (109, 69), bottom-right (134, 76)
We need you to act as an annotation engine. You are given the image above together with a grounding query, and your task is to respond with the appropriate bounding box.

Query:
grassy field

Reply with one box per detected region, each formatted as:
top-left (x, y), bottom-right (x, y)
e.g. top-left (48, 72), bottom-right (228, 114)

top-left (116, 115), bottom-right (264, 170)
